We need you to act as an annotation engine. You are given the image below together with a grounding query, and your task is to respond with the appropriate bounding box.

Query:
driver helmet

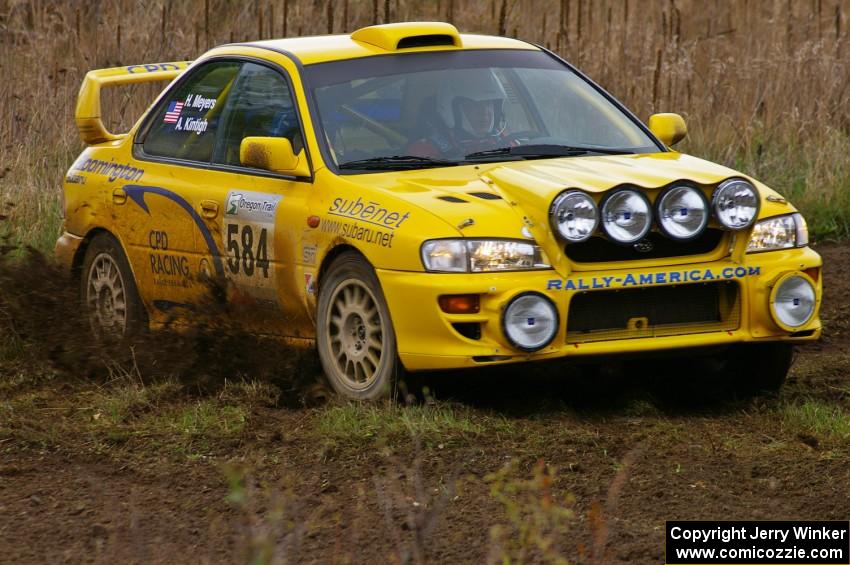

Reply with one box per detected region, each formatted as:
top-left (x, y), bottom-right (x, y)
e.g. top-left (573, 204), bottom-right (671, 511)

top-left (435, 68), bottom-right (507, 138)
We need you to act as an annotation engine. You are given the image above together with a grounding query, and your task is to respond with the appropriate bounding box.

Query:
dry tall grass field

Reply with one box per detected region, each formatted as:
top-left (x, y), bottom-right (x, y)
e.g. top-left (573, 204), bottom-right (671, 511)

top-left (1, 0), bottom-right (849, 251)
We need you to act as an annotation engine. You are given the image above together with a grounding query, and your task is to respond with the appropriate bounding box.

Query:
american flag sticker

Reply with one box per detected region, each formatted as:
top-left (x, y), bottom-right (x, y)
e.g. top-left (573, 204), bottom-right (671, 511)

top-left (163, 101), bottom-right (184, 124)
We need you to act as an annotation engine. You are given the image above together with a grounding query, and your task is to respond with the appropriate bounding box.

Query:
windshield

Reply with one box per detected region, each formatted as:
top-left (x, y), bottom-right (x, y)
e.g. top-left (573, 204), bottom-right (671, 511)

top-left (304, 50), bottom-right (661, 171)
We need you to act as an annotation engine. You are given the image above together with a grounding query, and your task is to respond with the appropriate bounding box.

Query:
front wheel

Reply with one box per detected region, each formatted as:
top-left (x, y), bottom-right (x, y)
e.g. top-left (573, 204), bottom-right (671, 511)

top-left (316, 252), bottom-right (399, 400)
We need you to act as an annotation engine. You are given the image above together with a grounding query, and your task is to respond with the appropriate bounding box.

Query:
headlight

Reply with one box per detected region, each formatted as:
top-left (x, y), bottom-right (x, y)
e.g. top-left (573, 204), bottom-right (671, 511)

top-left (747, 213), bottom-right (809, 253)
top-left (420, 240), bottom-right (467, 272)
top-left (502, 292), bottom-right (559, 352)
top-left (770, 273), bottom-right (816, 329)
top-left (550, 190), bottom-right (598, 242)
top-left (656, 185), bottom-right (709, 240)
top-left (601, 189), bottom-right (651, 244)
top-left (421, 239), bottom-right (550, 272)
top-left (713, 179), bottom-right (759, 230)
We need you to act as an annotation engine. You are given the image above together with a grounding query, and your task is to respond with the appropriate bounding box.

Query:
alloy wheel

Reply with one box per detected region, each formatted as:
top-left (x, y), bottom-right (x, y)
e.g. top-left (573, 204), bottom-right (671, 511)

top-left (86, 252), bottom-right (128, 336)
top-left (326, 279), bottom-right (386, 390)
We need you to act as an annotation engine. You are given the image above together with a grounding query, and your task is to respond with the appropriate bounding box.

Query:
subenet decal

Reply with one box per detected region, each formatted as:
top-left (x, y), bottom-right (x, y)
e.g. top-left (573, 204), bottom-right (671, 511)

top-left (328, 197), bottom-right (410, 229)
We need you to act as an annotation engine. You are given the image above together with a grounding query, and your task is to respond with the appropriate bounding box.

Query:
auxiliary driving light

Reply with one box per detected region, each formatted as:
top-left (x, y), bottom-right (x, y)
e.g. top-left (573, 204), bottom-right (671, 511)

top-left (656, 185), bottom-right (709, 240)
top-left (713, 179), bottom-right (759, 230)
top-left (770, 273), bottom-right (817, 330)
top-left (502, 292), bottom-right (558, 352)
top-left (550, 190), bottom-right (598, 242)
top-left (601, 189), bottom-right (652, 244)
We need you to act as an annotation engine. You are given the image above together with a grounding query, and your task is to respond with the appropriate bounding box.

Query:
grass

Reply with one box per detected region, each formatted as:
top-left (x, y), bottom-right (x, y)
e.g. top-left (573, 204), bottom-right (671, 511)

top-left (169, 401), bottom-right (248, 436)
top-left (315, 401), bottom-right (515, 443)
top-left (0, 365), bottom-right (254, 458)
top-left (781, 400), bottom-right (850, 443)
top-left (683, 125), bottom-right (850, 241)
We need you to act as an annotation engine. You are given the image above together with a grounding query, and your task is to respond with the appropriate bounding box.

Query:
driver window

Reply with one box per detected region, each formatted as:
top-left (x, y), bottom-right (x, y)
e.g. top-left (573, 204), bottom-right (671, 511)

top-left (212, 62), bottom-right (304, 167)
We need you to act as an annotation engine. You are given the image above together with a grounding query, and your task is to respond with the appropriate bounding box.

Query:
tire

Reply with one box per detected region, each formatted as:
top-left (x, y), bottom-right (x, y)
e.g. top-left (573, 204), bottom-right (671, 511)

top-left (317, 251), bottom-right (399, 400)
top-left (732, 342), bottom-right (793, 395)
top-left (79, 233), bottom-right (147, 340)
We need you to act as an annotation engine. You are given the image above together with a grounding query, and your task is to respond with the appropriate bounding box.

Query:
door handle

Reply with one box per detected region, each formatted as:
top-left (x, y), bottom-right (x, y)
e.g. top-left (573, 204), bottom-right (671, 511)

top-left (199, 200), bottom-right (219, 219)
top-left (112, 188), bottom-right (127, 205)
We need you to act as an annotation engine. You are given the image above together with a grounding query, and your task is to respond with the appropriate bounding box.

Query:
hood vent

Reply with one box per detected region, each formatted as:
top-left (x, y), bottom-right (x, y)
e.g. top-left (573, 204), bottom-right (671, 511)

top-left (437, 195), bottom-right (468, 203)
top-left (468, 191), bottom-right (502, 200)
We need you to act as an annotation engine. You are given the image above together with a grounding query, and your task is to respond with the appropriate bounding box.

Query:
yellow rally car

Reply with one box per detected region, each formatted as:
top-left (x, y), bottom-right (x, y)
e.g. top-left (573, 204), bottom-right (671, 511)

top-left (57, 22), bottom-right (822, 399)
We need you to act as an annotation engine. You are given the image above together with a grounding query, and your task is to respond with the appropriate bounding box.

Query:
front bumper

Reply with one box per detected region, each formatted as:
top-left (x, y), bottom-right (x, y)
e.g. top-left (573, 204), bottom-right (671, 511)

top-left (378, 246), bottom-right (822, 371)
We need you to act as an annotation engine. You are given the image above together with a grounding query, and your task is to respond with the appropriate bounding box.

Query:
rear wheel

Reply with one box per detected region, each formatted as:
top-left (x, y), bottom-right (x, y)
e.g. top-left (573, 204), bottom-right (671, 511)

top-left (317, 252), bottom-right (399, 400)
top-left (80, 233), bottom-right (146, 340)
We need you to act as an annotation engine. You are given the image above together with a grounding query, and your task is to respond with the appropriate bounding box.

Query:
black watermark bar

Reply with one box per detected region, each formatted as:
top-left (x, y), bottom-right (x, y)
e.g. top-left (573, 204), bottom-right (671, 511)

top-left (666, 521), bottom-right (850, 564)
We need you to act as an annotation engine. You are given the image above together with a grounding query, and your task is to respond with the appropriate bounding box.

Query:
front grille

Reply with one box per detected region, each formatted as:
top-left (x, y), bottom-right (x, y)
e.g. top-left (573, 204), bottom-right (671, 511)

top-left (566, 281), bottom-right (740, 343)
top-left (564, 229), bottom-right (724, 264)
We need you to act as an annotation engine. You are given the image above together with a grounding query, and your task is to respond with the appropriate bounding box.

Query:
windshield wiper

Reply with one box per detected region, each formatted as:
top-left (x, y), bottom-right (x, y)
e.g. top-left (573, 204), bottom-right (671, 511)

top-left (338, 155), bottom-right (458, 170)
top-left (465, 144), bottom-right (634, 160)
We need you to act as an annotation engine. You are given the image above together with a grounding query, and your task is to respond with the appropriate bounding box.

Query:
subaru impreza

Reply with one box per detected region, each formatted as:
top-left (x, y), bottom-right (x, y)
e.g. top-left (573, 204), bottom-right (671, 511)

top-left (57, 22), bottom-right (822, 399)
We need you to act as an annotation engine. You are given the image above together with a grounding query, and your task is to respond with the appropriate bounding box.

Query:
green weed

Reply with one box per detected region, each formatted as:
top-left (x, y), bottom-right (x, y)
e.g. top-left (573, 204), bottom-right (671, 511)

top-left (163, 401), bottom-right (249, 437)
top-left (485, 459), bottom-right (574, 564)
top-left (315, 402), bottom-right (514, 443)
top-left (781, 400), bottom-right (850, 442)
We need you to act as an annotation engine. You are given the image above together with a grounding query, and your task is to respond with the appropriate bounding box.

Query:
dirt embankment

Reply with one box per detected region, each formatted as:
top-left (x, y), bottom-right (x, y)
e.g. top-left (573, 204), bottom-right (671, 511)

top-left (1, 245), bottom-right (848, 564)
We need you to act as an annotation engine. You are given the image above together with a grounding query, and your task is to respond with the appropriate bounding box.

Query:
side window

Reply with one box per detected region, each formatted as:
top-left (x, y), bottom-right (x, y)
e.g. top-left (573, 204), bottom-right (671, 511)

top-left (142, 61), bottom-right (241, 162)
top-left (213, 62), bottom-right (304, 167)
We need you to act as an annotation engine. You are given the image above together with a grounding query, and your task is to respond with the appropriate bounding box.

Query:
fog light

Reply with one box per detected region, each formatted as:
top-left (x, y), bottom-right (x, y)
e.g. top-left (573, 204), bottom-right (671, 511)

top-left (601, 189), bottom-right (652, 244)
top-left (656, 185), bottom-right (709, 240)
top-left (550, 190), bottom-right (599, 242)
top-left (770, 273), bottom-right (816, 330)
top-left (502, 292), bottom-right (558, 352)
top-left (713, 179), bottom-right (759, 230)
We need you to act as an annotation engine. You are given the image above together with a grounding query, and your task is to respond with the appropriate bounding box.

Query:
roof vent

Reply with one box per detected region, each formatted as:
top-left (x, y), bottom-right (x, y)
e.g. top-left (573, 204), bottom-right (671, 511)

top-left (397, 34), bottom-right (455, 49)
top-left (351, 22), bottom-right (462, 51)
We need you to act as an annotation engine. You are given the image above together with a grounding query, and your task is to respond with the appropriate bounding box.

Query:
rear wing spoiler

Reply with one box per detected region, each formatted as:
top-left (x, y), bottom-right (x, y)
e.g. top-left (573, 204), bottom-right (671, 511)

top-left (75, 61), bottom-right (192, 145)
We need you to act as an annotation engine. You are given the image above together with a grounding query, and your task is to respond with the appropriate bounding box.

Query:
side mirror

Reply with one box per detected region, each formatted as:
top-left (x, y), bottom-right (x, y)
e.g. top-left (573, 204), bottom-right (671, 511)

top-left (648, 113), bottom-right (687, 147)
top-left (239, 136), bottom-right (310, 177)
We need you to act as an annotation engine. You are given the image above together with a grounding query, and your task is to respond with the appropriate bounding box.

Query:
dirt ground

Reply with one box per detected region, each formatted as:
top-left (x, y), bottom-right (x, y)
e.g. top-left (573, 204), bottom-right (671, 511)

top-left (1, 245), bottom-right (849, 564)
